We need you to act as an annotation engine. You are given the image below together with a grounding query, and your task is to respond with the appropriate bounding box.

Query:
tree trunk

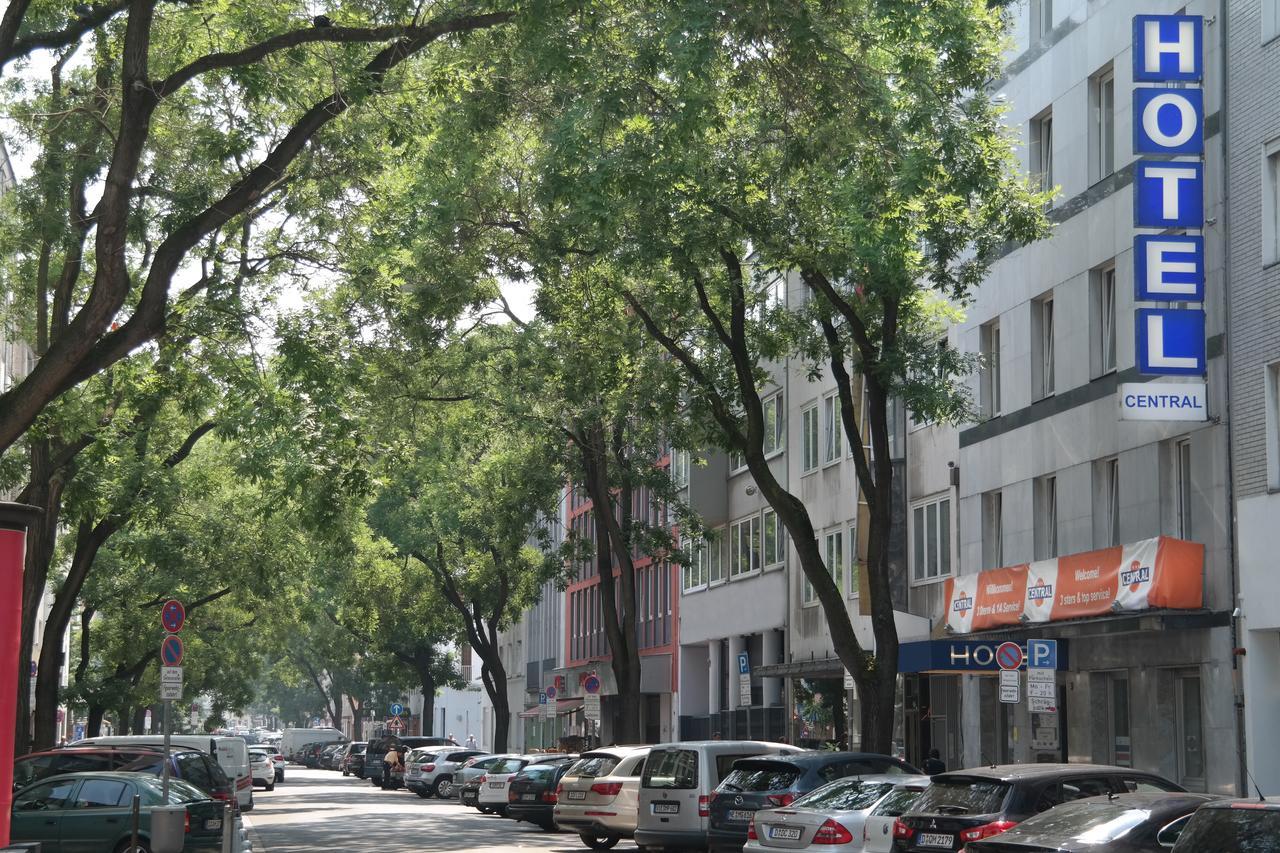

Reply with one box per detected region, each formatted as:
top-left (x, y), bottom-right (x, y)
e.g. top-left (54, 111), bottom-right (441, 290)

top-left (87, 705), bottom-right (106, 738)
top-left (347, 696), bottom-right (363, 741)
top-left (410, 648), bottom-right (438, 738)
top-left (484, 658), bottom-right (511, 753)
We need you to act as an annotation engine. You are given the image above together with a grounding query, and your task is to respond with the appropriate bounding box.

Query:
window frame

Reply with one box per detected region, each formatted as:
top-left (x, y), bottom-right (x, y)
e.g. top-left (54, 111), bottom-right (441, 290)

top-left (1090, 66), bottom-right (1115, 183)
top-left (847, 522), bottom-right (860, 598)
top-left (1268, 362), bottom-right (1280, 491)
top-left (762, 508), bottom-right (786, 570)
top-left (983, 490), bottom-right (1004, 570)
top-left (822, 392), bottom-right (843, 465)
top-left (981, 319), bottom-right (1002, 418)
top-left (1034, 475), bottom-right (1058, 561)
top-left (1095, 265), bottom-right (1118, 376)
top-left (682, 535), bottom-right (708, 593)
top-left (801, 404), bottom-right (819, 473)
top-left (1099, 457), bottom-right (1121, 548)
top-left (1264, 137), bottom-right (1280, 266)
top-left (729, 515), bottom-right (762, 578)
top-left (761, 390), bottom-right (785, 458)
top-left (1034, 294), bottom-right (1055, 400)
top-left (1031, 108), bottom-right (1054, 198)
top-left (911, 495), bottom-right (953, 584)
top-left (1265, 2), bottom-right (1280, 45)
top-left (708, 528), bottom-right (727, 586)
top-left (1176, 438), bottom-right (1193, 540)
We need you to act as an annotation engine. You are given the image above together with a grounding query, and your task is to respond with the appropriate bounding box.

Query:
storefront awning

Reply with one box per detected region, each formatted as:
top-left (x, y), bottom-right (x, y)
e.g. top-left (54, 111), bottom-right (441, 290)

top-left (941, 536), bottom-right (1204, 634)
top-left (518, 706), bottom-right (542, 719)
top-left (556, 698), bottom-right (584, 715)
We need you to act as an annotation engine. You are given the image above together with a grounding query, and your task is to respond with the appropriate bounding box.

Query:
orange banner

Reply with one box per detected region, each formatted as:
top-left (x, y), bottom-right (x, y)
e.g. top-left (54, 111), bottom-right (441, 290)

top-left (942, 536), bottom-right (1204, 634)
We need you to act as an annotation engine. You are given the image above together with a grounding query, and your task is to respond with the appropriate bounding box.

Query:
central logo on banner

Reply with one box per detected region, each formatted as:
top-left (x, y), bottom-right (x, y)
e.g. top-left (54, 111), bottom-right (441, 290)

top-left (1027, 579), bottom-right (1054, 607)
top-left (1122, 561), bottom-right (1152, 592)
top-left (1129, 12), bottom-right (1208, 407)
top-left (953, 594), bottom-right (973, 619)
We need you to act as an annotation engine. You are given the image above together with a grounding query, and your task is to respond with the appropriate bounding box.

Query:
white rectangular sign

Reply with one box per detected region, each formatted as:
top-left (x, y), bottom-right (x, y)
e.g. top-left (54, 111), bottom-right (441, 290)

top-left (583, 694), bottom-right (601, 722)
top-left (160, 666), bottom-right (183, 684)
top-left (160, 682), bottom-right (182, 701)
top-left (1032, 726), bottom-right (1060, 751)
top-left (1027, 667), bottom-right (1055, 683)
top-left (999, 682), bottom-right (1019, 703)
top-left (1120, 382), bottom-right (1207, 421)
top-left (1030, 695), bottom-right (1058, 713)
top-left (1028, 680), bottom-right (1056, 699)
top-left (739, 678), bottom-right (752, 706)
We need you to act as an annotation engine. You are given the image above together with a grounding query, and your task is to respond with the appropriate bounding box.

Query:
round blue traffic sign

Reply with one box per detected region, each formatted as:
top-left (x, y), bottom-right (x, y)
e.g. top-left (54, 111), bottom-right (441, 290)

top-left (545, 685), bottom-right (557, 700)
top-left (160, 634), bottom-right (184, 666)
top-left (583, 675), bottom-right (601, 695)
top-left (390, 702), bottom-right (404, 717)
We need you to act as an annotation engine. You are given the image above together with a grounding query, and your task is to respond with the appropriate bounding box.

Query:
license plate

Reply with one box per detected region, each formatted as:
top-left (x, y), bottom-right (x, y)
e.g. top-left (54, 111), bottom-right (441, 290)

top-left (522, 793), bottom-right (537, 801)
top-left (567, 790), bottom-right (587, 800)
top-left (489, 781), bottom-right (505, 788)
top-left (653, 802), bottom-right (680, 814)
top-left (769, 826), bottom-right (802, 840)
top-left (728, 809), bottom-right (754, 822)
top-left (918, 833), bottom-right (954, 848)
top-left (204, 819), bottom-right (222, 831)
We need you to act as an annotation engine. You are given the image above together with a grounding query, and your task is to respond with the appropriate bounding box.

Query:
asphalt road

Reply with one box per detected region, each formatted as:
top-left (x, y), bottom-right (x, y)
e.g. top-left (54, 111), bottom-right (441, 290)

top-left (245, 766), bottom-right (642, 853)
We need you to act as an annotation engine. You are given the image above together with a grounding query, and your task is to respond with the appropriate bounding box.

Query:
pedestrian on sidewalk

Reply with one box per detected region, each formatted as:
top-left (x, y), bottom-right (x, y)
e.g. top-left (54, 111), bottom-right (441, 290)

top-left (465, 734), bottom-right (478, 749)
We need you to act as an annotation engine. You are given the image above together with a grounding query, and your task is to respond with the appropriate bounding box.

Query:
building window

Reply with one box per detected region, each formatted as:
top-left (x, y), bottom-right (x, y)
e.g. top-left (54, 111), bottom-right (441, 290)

top-left (1034, 475), bottom-right (1058, 560)
top-left (1265, 137), bottom-right (1280, 266)
top-left (762, 509), bottom-right (785, 569)
top-left (1031, 0), bottom-right (1054, 41)
top-left (1033, 294), bottom-right (1055, 400)
top-left (912, 496), bottom-right (952, 582)
top-left (1265, 2), bottom-right (1280, 44)
top-left (981, 319), bottom-right (1002, 418)
top-left (802, 529), bottom-right (844, 604)
top-left (1268, 363), bottom-right (1280, 490)
top-left (1031, 109), bottom-right (1054, 197)
top-left (1097, 457), bottom-right (1121, 547)
top-left (1091, 67), bottom-right (1115, 183)
top-left (1176, 438), bottom-right (1193, 540)
top-left (762, 391), bottom-right (785, 456)
top-left (683, 537), bottom-right (707, 591)
top-left (708, 529), bottom-right (726, 584)
top-left (982, 490), bottom-right (1003, 570)
top-left (848, 523), bottom-right (859, 597)
top-left (823, 393), bottom-right (843, 464)
top-left (1092, 265), bottom-right (1118, 377)
top-left (671, 449), bottom-right (690, 488)
top-left (1107, 673), bottom-right (1132, 767)
top-left (802, 405), bottom-right (819, 472)
top-left (730, 515), bottom-right (761, 577)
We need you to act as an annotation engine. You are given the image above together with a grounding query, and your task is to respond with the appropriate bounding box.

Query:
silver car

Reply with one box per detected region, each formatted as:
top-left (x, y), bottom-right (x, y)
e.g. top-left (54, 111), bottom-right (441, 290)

top-left (554, 746), bottom-right (649, 849)
top-left (861, 780), bottom-right (930, 853)
top-left (405, 747), bottom-right (488, 798)
top-left (743, 774), bottom-right (932, 852)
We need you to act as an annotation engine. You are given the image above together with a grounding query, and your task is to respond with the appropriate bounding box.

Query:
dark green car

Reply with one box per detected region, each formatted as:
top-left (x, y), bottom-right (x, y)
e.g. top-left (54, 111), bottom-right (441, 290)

top-left (10, 771), bottom-right (225, 852)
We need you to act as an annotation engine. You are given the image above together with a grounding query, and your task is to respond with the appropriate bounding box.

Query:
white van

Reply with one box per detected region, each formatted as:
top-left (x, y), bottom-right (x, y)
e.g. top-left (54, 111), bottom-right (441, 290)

top-left (73, 734), bottom-right (254, 811)
top-left (281, 726), bottom-right (346, 760)
top-left (634, 741), bottom-right (800, 851)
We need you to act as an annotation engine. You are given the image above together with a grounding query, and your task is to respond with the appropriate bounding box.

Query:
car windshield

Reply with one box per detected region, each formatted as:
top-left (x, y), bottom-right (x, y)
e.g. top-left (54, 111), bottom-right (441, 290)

top-left (909, 778), bottom-right (1010, 816)
top-left (568, 754), bottom-right (622, 779)
top-left (643, 749), bottom-right (697, 790)
top-left (518, 765), bottom-right (557, 781)
top-left (871, 786), bottom-right (926, 818)
top-left (793, 779), bottom-right (895, 811)
top-left (1174, 808), bottom-right (1280, 852)
top-left (718, 764), bottom-right (801, 794)
top-left (490, 758), bottom-right (529, 775)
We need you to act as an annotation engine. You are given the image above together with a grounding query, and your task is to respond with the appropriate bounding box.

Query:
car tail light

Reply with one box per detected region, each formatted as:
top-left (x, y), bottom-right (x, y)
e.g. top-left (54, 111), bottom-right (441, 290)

top-left (747, 816), bottom-right (758, 841)
top-left (893, 819), bottom-right (913, 841)
top-left (542, 790), bottom-right (558, 803)
top-left (698, 795), bottom-right (711, 817)
top-left (184, 811), bottom-right (191, 834)
top-left (767, 792), bottom-right (797, 807)
top-left (812, 819), bottom-right (854, 845)
top-left (477, 774), bottom-right (487, 784)
top-left (509, 789), bottom-right (518, 803)
top-left (590, 782), bottom-right (623, 797)
top-left (424, 764), bottom-right (436, 772)
top-left (959, 820), bottom-right (1018, 842)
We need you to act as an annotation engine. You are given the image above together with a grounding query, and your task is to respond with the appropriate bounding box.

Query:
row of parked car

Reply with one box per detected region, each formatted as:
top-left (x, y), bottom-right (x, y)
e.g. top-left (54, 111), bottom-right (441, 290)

top-left (427, 737), bottom-right (1278, 853)
top-left (7, 733), bottom-right (288, 852)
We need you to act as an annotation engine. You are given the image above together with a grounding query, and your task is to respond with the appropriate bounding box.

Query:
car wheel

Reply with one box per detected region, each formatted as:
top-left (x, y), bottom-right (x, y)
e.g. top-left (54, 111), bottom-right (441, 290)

top-left (432, 776), bottom-right (454, 798)
top-left (415, 788), bottom-right (432, 799)
top-left (115, 840), bottom-right (152, 853)
top-left (265, 781), bottom-right (275, 792)
top-left (371, 778), bottom-right (382, 787)
top-left (478, 806), bottom-right (493, 814)
top-left (580, 835), bottom-right (618, 850)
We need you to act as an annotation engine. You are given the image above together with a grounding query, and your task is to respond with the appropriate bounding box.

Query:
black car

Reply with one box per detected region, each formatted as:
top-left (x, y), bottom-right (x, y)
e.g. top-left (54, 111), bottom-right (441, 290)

top-left (14, 746), bottom-right (235, 807)
top-left (302, 742), bottom-right (328, 768)
top-left (505, 757), bottom-right (579, 830)
top-left (894, 764), bottom-right (1184, 852)
top-left (965, 792), bottom-right (1219, 853)
top-left (342, 741), bottom-right (367, 777)
top-left (708, 751), bottom-right (921, 852)
top-left (320, 743), bottom-right (346, 770)
top-left (1170, 798), bottom-right (1280, 852)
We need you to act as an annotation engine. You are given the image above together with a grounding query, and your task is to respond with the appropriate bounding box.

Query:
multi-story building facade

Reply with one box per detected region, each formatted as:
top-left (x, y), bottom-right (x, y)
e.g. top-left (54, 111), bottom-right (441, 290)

top-left (1227, 0), bottom-right (1280, 796)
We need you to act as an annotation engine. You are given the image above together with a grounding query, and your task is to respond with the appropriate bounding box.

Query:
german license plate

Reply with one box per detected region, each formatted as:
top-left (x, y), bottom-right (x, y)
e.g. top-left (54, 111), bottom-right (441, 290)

top-left (522, 793), bottom-right (537, 801)
top-left (204, 818), bottom-right (222, 831)
top-left (489, 781), bottom-right (505, 788)
top-left (653, 801), bottom-right (680, 814)
top-left (769, 826), bottom-right (802, 840)
top-left (918, 833), bottom-right (954, 848)
top-left (728, 809), bottom-right (754, 822)
top-left (567, 790), bottom-right (587, 800)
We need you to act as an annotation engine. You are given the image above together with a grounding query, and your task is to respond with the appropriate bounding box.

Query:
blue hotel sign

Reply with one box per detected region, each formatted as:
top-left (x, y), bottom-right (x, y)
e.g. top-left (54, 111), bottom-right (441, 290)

top-left (1131, 14), bottom-right (1207, 383)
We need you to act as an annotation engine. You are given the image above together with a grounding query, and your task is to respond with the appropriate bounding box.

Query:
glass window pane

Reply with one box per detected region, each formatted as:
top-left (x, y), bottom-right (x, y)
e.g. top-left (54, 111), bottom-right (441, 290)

top-left (939, 500), bottom-right (951, 576)
top-left (913, 507), bottom-right (925, 579)
top-left (926, 503), bottom-right (938, 578)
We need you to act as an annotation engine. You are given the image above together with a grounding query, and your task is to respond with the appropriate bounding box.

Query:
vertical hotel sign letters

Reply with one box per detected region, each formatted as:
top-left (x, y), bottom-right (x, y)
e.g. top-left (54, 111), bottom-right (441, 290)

top-left (1129, 15), bottom-right (1209, 397)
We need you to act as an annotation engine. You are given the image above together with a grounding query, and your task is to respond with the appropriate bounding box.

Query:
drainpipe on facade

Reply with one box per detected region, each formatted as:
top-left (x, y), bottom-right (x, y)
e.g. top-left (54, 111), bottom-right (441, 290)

top-left (1215, 0), bottom-right (1247, 799)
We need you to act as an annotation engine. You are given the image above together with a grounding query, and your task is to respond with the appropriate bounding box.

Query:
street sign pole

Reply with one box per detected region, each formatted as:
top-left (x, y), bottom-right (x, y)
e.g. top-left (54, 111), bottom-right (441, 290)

top-left (162, 698), bottom-right (170, 800)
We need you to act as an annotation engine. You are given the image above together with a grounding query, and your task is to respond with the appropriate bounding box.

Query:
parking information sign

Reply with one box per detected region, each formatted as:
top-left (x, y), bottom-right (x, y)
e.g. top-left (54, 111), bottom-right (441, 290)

top-left (160, 665), bottom-right (182, 700)
top-left (583, 694), bottom-right (601, 722)
top-left (999, 669), bottom-right (1019, 704)
top-left (737, 652), bottom-right (751, 706)
top-left (1028, 639), bottom-right (1058, 712)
